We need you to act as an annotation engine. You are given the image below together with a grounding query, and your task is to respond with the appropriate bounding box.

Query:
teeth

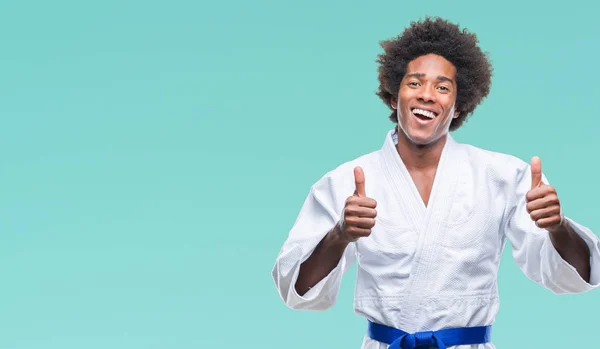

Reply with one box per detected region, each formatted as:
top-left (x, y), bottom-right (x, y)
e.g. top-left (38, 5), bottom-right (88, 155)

top-left (412, 108), bottom-right (436, 119)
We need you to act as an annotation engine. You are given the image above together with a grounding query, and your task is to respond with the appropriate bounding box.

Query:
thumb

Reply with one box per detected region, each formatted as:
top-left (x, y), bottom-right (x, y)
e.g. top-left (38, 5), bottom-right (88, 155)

top-left (353, 166), bottom-right (366, 197)
top-left (531, 156), bottom-right (542, 189)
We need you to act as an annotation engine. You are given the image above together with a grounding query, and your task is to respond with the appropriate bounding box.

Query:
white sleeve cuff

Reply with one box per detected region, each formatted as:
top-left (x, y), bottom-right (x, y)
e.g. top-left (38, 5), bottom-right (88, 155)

top-left (541, 216), bottom-right (600, 293)
top-left (288, 246), bottom-right (349, 302)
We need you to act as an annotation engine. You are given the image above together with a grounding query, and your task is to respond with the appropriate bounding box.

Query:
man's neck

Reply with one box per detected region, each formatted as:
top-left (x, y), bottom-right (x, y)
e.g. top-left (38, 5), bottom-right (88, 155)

top-left (396, 130), bottom-right (447, 171)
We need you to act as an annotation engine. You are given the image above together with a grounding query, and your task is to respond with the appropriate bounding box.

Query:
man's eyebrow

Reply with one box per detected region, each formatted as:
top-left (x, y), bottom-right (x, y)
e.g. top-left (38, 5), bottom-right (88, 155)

top-left (437, 75), bottom-right (454, 83)
top-left (405, 73), bottom-right (454, 84)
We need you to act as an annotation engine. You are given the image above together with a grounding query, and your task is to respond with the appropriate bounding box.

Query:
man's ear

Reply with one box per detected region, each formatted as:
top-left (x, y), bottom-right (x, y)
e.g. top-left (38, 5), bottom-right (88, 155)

top-left (391, 96), bottom-right (398, 110)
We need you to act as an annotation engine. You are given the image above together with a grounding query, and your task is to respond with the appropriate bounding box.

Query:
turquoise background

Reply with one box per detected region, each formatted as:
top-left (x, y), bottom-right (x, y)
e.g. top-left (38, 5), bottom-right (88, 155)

top-left (1, 0), bottom-right (599, 348)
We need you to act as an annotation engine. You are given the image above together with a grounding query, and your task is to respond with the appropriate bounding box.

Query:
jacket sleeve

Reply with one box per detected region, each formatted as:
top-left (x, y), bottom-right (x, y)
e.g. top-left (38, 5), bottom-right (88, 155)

top-left (271, 177), bottom-right (356, 311)
top-left (502, 162), bottom-right (600, 294)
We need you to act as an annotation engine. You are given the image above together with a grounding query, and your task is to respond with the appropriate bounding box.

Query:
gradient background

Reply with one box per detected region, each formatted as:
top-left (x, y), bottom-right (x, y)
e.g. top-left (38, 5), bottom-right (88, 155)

top-left (1, 0), bottom-right (599, 348)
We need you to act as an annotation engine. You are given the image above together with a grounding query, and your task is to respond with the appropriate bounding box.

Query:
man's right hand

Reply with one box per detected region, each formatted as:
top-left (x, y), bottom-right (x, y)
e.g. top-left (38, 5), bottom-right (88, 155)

top-left (338, 166), bottom-right (378, 242)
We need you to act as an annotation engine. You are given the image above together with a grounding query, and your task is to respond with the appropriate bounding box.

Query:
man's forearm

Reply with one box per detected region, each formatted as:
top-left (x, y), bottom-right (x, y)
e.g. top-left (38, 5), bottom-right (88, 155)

top-left (550, 221), bottom-right (591, 282)
top-left (294, 224), bottom-right (350, 296)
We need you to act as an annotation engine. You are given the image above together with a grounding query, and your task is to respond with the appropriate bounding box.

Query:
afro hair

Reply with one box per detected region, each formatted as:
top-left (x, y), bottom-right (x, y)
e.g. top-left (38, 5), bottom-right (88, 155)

top-left (376, 17), bottom-right (493, 130)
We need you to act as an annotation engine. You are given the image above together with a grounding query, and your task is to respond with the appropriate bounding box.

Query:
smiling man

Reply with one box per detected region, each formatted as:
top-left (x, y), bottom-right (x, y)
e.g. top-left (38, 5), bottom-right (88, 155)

top-left (272, 17), bottom-right (600, 349)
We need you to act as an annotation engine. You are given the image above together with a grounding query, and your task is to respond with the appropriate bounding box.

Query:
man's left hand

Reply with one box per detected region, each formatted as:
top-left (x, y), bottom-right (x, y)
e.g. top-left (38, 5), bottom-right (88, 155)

top-left (526, 156), bottom-right (564, 234)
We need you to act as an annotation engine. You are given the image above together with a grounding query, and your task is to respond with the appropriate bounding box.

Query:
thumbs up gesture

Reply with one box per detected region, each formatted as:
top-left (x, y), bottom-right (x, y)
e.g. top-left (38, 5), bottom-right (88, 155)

top-left (338, 167), bottom-right (378, 242)
top-left (526, 156), bottom-right (564, 233)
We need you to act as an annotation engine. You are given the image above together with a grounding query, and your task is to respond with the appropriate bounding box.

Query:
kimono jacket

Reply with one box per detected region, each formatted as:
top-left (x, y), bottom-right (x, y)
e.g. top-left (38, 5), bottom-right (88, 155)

top-left (272, 129), bottom-right (600, 348)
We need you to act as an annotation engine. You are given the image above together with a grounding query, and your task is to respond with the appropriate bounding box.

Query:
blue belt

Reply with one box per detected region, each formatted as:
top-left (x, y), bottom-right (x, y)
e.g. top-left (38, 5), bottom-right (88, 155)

top-left (367, 320), bottom-right (492, 349)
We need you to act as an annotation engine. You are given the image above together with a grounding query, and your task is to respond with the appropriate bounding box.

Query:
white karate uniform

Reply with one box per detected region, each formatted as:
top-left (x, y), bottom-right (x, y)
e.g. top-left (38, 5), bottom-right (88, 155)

top-left (271, 129), bottom-right (600, 348)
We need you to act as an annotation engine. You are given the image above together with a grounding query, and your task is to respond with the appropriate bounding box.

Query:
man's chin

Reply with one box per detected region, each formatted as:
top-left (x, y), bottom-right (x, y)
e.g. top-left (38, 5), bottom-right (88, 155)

top-left (405, 132), bottom-right (445, 147)
top-left (406, 132), bottom-right (434, 145)
top-left (397, 124), bottom-right (447, 147)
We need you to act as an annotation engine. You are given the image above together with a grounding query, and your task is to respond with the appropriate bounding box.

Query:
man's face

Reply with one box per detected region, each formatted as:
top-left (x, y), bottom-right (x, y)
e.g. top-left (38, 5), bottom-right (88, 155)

top-left (392, 53), bottom-right (460, 146)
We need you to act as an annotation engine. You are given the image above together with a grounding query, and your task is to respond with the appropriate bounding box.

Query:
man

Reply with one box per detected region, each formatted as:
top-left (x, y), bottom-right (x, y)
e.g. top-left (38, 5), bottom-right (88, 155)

top-left (271, 17), bottom-right (599, 349)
